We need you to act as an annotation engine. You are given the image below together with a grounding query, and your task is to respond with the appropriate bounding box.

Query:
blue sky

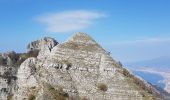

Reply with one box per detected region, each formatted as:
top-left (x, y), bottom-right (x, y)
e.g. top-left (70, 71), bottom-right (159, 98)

top-left (0, 0), bottom-right (170, 63)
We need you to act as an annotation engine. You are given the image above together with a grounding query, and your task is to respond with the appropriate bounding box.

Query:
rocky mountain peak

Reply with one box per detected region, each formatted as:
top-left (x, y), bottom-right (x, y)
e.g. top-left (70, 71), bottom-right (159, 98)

top-left (0, 33), bottom-right (169, 100)
top-left (67, 32), bottom-right (97, 44)
top-left (53, 32), bottom-right (105, 53)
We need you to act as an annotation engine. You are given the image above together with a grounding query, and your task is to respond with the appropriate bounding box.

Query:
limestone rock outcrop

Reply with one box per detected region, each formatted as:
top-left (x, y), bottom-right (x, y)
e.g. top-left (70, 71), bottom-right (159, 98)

top-left (27, 37), bottom-right (59, 59)
top-left (14, 33), bottom-right (166, 100)
top-left (27, 37), bottom-right (58, 52)
top-left (0, 52), bottom-right (19, 100)
top-left (0, 37), bottom-right (59, 100)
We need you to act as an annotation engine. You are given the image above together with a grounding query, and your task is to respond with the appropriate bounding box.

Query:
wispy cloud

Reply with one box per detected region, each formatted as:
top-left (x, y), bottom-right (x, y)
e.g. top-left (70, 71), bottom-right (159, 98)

top-left (36, 10), bottom-right (106, 33)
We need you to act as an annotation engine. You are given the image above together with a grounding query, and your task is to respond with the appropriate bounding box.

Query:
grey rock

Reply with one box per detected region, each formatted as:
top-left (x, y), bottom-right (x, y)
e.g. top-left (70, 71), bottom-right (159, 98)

top-left (14, 32), bottom-right (165, 100)
top-left (1, 33), bottom-right (169, 100)
top-left (0, 51), bottom-right (19, 100)
top-left (27, 37), bottom-right (59, 60)
top-left (27, 37), bottom-right (58, 52)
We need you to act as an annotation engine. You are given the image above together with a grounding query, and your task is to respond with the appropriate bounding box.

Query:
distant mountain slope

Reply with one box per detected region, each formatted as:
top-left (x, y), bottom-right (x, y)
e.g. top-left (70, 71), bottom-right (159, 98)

top-left (125, 56), bottom-right (170, 70)
top-left (124, 57), bottom-right (170, 95)
top-left (133, 71), bottom-right (165, 89)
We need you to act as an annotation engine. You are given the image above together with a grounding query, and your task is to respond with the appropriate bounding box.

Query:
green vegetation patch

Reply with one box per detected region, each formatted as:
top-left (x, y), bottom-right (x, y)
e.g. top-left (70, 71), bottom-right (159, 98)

top-left (97, 83), bottom-right (108, 92)
top-left (43, 83), bottom-right (69, 100)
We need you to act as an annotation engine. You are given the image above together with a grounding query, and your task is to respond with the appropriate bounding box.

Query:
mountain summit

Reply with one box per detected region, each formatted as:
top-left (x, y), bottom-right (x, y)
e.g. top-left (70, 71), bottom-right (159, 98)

top-left (0, 33), bottom-right (168, 100)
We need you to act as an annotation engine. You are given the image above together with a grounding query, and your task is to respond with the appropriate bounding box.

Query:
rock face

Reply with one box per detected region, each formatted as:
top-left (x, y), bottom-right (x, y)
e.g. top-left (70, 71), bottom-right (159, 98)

top-left (13, 33), bottom-right (166, 100)
top-left (27, 37), bottom-right (58, 52)
top-left (0, 52), bottom-right (19, 100)
top-left (0, 37), bottom-right (58, 100)
top-left (27, 37), bottom-right (59, 59)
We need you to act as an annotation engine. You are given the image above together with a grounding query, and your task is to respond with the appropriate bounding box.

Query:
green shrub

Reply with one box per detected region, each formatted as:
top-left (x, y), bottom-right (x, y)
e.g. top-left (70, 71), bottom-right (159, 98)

top-left (15, 50), bottom-right (39, 66)
top-left (7, 94), bottom-right (13, 100)
top-left (97, 83), bottom-right (108, 92)
top-left (81, 96), bottom-right (88, 100)
top-left (28, 50), bottom-right (39, 58)
top-left (44, 83), bottom-right (68, 100)
top-left (123, 68), bottom-right (132, 77)
top-left (28, 94), bottom-right (35, 100)
top-left (0, 57), bottom-right (6, 65)
top-left (7, 51), bottom-right (20, 64)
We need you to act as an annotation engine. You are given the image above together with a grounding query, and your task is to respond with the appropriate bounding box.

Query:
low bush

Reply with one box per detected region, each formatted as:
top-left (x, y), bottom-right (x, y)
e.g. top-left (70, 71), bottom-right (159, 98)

top-left (81, 96), bottom-right (88, 100)
top-left (0, 57), bottom-right (6, 65)
top-left (45, 83), bottom-right (68, 100)
top-left (28, 94), bottom-right (35, 100)
top-left (16, 50), bottom-right (39, 66)
top-left (7, 94), bottom-right (13, 100)
top-left (123, 68), bottom-right (132, 77)
top-left (97, 83), bottom-right (108, 92)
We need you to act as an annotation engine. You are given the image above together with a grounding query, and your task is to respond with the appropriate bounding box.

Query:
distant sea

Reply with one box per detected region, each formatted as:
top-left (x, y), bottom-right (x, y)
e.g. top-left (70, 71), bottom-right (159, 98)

top-left (133, 71), bottom-right (165, 89)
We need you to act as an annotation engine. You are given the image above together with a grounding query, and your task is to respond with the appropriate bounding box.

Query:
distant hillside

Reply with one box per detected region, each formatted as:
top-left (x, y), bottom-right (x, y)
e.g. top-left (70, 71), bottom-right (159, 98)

top-left (124, 56), bottom-right (170, 95)
top-left (125, 56), bottom-right (170, 70)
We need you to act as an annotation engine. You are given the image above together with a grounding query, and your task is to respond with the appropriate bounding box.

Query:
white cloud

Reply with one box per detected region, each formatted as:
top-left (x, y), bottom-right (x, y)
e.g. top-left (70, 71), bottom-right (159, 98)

top-left (37, 10), bottom-right (106, 33)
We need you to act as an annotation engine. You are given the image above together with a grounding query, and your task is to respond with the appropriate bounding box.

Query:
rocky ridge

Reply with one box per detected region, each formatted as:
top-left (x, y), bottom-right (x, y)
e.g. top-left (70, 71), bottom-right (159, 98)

top-left (27, 37), bottom-right (59, 59)
top-left (0, 37), bottom-right (58, 100)
top-left (0, 33), bottom-right (169, 100)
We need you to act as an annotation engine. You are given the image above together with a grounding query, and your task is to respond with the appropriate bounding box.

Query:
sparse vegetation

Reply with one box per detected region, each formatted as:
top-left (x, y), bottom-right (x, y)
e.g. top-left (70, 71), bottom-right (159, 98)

top-left (97, 83), bottom-right (108, 92)
top-left (132, 76), bottom-right (156, 96)
top-left (122, 68), bottom-right (161, 98)
top-left (112, 61), bottom-right (123, 68)
top-left (7, 94), bottom-right (13, 100)
top-left (117, 61), bottom-right (123, 67)
top-left (81, 96), bottom-right (88, 100)
top-left (8, 51), bottom-right (19, 64)
top-left (16, 50), bottom-right (39, 66)
top-left (44, 83), bottom-right (68, 100)
top-left (27, 50), bottom-right (39, 58)
top-left (0, 50), bottom-right (39, 66)
top-left (123, 68), bottom-right (132, 77)
top-left (28, 94), bottom-right (36, 100)
top-left (0, 57), bottom-right (6, 65)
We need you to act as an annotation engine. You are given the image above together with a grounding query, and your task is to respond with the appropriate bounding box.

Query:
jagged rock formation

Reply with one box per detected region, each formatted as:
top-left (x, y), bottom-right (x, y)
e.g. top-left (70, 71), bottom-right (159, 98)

top-left (27, 37), bottom-right (59, 59)
top-left (12, 33), bottom-right (167, 100)
top-left (27, 37), bottom-right (58, 52)
top-left (0, 37), bottom-right (58, 100)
